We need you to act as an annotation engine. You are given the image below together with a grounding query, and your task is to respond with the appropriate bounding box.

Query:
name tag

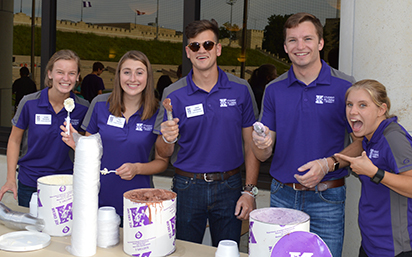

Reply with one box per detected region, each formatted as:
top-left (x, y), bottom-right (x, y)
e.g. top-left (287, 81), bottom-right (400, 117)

top-left (35, 114), bottom-right (52, 125)
top-left (107, 115), bottom-right (125, 128)
top-left (185, 103), bottom-right (204, 118)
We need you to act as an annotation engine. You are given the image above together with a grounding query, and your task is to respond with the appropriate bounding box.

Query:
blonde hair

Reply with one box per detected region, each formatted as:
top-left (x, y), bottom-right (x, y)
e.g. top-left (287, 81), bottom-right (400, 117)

top-left (108, 50), bottom-right (158, 120)
top-left (345, 79), bottom-right (394, 119)
top-left (44, 49), bottom-right (81, 88)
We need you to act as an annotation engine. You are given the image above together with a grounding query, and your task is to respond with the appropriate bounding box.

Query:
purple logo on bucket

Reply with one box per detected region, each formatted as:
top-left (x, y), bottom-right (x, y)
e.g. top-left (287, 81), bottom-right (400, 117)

top-left (56, 203), bottom-right (73, 224)
top-left (59, 186), bottom-right (66, 192)
top-left (270, 231), bottom-right (332, 257)
top-left (135, 231), bottom-right (143, 239)
top-left (170, 216), bottom-right (176, 237)
top-left (37, 189), bottom-right (43, 207)
top-left (132, 252), bottom-right (152, 257)
top-left (249, 221), bottom-right (257, 244)
top-left (62, 226), bottom-right (70, 234)
top-left (130, 206), bottom-right (152, 227)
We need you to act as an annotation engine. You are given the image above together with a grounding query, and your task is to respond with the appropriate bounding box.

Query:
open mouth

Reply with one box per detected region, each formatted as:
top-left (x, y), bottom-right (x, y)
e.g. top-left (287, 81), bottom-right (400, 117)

top-left (60, 83), bottom-right (71, 88)
top-left (351, 119), bottom-right (363, 132)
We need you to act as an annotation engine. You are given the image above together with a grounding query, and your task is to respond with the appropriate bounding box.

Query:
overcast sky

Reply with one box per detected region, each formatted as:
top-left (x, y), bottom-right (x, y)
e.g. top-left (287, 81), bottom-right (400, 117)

top-left (15, 0), bottom-right (340, 32)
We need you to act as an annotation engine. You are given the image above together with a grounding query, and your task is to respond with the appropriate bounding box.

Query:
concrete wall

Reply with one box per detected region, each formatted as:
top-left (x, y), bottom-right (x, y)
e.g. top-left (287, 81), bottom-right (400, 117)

top-left (14, 12), bottom-right (264, 48)
top-left (340, 1), bottom-right (412, 256)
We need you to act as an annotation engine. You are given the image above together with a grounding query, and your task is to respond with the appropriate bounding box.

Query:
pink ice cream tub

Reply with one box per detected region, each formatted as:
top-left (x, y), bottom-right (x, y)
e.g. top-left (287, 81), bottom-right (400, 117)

top-left (249, 207), bottom-right (310, 257)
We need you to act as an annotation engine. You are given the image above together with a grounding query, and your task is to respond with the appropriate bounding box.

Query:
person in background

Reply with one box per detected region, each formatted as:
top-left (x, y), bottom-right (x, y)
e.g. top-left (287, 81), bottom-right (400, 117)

top-left (176, 64), bottom-right (182, 79)
top-left (248, 64), bottom-right (277, 111)
top-left (336, 79), bottom-right (412, 257)
top-left (155, 75), bottom-right (173, 100)
top-left (81, 61), bottom-right (105, 102)
top-left (0, 49), bottom-right (89, 207)
top-left (154, 19), bottom-right (260, 247)
top-left (73, 75), bottom-right (84, 98)
top-left (62, 50), bottom-right (168, 220)
top-left (251, 13), bottom-right (362, 257)
top-left (12, 66), bottom-right (37, 112)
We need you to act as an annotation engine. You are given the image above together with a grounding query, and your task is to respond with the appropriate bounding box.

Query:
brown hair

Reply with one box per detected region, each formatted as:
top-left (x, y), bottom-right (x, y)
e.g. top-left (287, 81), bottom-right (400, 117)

top-left (283, 12), bottom-right (323, 42)
top-left (44, 49), bottom-right (81, 88)
top-left (345, 79), bottom-right (393, 119)
top-left (185, 19), bottom-right (219, 42)
top-left (108, 50), bottom-right (158, 120)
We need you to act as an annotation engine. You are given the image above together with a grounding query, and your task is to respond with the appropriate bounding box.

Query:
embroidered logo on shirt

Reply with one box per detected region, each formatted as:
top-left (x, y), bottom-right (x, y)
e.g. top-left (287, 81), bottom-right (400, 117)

top-left (315, 95), bottom-right (335, 104)
top-left (220, 98), bottom-right (237, 107)
top-left (369, 149), bottom-right (379, 159)
top-left (135, 123), bottom-right (153, 131)
top-left (71, 119), bottom-right (80, 126)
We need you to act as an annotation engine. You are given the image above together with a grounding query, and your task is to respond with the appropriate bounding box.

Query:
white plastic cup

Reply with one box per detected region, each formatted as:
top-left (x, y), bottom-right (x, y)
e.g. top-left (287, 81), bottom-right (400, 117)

top-left (215, 240), bottom-right (240, 257)
top-left (98, 206), bottom-right (117, 220)
top-left (29, 192), bottom-right (38, 217)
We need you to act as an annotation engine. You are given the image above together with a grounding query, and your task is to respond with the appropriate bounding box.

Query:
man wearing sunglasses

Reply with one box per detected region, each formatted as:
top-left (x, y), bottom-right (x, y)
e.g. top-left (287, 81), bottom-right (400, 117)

top-left (154, 19), bottom-right (259, 247)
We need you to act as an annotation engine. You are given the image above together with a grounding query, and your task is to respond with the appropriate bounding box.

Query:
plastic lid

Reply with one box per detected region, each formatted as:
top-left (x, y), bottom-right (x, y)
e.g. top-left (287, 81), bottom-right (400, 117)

top-left (271, 231), bottom-right (332, 257)
top-left (0, 231), bottom-right (51, 252)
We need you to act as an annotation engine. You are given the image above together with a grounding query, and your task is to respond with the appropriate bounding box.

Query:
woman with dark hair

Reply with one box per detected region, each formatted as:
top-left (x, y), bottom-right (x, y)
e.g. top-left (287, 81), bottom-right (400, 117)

top-left (248, 64), bottom-right (277, 111)
top-left (155, 75), bottom-right (172, 100)
top-left (0, 49), bottom-right (89, 207)
top-left (62, 50), bottom-right (168, 218)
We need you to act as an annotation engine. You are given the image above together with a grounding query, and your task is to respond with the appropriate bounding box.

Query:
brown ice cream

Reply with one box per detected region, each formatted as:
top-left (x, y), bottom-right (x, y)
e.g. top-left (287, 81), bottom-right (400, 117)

top-left (124, 188), bottom-right (176, 203)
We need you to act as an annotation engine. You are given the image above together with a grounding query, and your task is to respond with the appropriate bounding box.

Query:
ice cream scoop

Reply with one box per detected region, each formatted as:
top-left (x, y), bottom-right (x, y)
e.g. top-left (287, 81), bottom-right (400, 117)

top-left (162, 98), bottom-right (173, 121)
top-left (253, 121), bottom-right (266, 136)
top-left (64, 98), bottom-right (75, 135)
top-left (100, 168), bottom-right (116, 175)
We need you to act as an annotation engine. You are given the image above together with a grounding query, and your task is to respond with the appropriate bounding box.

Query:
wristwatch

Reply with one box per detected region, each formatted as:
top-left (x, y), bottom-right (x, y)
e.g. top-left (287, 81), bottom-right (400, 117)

top-left (243, 184), bottom-right (259, 196)
top-left (330, 155), bottom-right (340, 172)
top-left (371, 168), bottom-right (385, 184)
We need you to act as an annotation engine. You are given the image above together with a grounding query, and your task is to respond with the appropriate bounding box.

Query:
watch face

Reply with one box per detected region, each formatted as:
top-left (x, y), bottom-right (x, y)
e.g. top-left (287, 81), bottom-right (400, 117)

top-left (251, 187), bottom-right (258, 195)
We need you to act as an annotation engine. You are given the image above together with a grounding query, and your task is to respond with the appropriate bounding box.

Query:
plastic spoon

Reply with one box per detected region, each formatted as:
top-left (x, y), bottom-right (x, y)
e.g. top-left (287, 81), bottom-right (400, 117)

top-left (64, 98), bottom-right (75, 135)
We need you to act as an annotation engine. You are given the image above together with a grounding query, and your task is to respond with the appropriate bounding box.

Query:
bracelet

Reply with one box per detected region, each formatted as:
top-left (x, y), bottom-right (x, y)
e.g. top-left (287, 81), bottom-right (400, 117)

top-left (370, 168), bottom-right (385, 184)
top-left (162, 135), bottom-right (177, 144)
top-left (241, 191), bottom-right (256, 199)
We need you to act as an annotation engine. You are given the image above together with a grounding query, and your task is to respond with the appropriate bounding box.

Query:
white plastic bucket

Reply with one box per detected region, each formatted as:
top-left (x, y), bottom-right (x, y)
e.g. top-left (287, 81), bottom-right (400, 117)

top-left (37, 174), bottom-right (73, 236)
top-left (249, 207), bottom-right (310, 257)
top-left (123, 188), bottom-right (176, 257)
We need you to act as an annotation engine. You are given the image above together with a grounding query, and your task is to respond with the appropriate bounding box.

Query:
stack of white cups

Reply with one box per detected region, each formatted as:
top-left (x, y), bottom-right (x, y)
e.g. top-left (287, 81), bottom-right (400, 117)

top-left (97, 206), bottom-right (120, 248)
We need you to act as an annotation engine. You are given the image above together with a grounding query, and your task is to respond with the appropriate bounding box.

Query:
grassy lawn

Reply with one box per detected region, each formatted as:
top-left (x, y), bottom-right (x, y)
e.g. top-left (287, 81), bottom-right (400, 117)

top-left (13, 25), bottom-right (290, 75)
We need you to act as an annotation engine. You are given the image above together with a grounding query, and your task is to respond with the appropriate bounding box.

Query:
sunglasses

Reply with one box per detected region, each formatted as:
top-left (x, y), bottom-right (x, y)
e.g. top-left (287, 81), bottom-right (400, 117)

top-left (187, 41), bottom-right (217, 52)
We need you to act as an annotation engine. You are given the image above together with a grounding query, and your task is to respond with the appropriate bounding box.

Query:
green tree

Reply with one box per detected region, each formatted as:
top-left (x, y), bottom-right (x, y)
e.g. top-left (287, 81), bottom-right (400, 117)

top-left (262, 14), bottom-right (292, 59)
top-left (219, 22), bottom-right (239, 40)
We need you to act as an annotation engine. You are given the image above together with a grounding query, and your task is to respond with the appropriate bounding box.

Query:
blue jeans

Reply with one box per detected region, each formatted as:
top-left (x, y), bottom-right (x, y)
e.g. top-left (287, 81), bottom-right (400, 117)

top-left (270, 178), bottom-right (345, 257)
top-left (18, 180), bottom-right (37, 207)
top-left (172, 172), bottom-right (242, 247)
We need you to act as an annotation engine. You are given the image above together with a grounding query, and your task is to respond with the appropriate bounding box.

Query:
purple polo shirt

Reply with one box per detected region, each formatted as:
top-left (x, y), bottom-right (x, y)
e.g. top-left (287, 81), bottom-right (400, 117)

top-left (154, 67), bottom-right (258, 173)
top-left (359, 117), bottom-right (412, 256)
top-left (260, 60), bottom-right (355, 183)
top-left (13, 87), bottom-right (89, 187)
top-left (81, 93), bottom-right (158, 216)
